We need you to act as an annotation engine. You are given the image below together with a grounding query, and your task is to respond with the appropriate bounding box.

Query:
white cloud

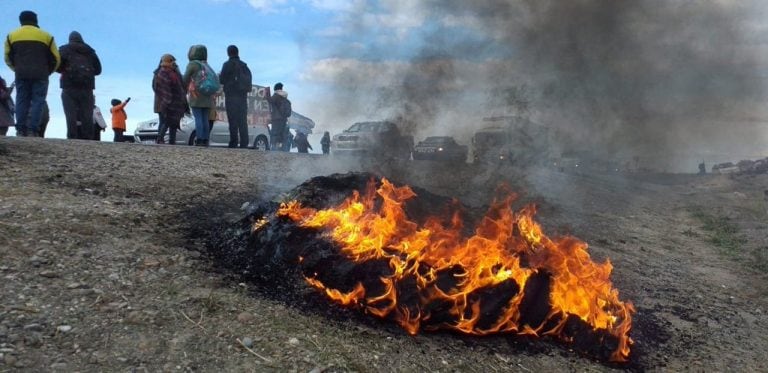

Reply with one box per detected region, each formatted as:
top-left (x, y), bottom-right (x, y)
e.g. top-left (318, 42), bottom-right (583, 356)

top-left (308, 0), bottom-right (363, 12)
top-left (246, 0), bottom-right (288, 13)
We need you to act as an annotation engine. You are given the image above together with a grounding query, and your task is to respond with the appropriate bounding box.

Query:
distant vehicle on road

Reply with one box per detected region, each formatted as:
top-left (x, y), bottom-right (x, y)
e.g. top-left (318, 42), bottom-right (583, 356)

top-left (331, 121), bottom-right (413, 159)
top-left (412, 136), bottom-right (468, 163)
top-left (472, 116), bottom-right (553, 165)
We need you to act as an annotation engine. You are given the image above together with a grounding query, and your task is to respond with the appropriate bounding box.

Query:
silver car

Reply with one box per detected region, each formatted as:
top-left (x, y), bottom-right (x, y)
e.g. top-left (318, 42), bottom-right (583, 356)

top-left (134, 115), bottom-right (270, 149)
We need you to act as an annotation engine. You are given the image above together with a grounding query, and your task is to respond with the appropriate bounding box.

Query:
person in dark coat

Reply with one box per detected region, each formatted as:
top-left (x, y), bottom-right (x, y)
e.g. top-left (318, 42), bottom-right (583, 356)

top-left (58, 30), bottom-right (102, 140)
top-left (320, 131), bottom-right (331, 154)
top-left (4, 10), bottom-right (60, 137)
top-left (267, 82), bottom-right (291, 151)
top-left (153, 54), bottom-right (188, 145)
top-left (219, 45), bottom-right (251, 148)
top-left (38, 101), bottom-right (49, 138)
top-left (0, 77), bottom-right (14, 136)
top-left (293, 131), bottom-right (312, 153)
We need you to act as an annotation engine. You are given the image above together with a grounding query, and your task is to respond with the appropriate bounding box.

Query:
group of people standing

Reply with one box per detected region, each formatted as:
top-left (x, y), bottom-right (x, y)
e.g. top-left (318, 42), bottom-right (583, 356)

top-left (2, 9), bottom-right (329, 154)
top-left (2, 10), bottom-right (128, 141)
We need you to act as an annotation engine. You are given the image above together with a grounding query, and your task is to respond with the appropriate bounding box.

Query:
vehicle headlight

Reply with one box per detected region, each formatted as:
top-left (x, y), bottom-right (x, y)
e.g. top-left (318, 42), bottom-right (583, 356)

top-left (437, 147), bottom-right (444, 152)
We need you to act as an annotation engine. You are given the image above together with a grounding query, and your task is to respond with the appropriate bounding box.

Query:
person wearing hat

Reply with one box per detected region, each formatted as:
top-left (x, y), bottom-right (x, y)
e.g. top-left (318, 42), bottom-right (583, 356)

top-left (3, 10), bottom-right (60, 137)
top-left (267, 82), bottom-right (292, 151)
top-left (58, 30), bottom-right (102, 140)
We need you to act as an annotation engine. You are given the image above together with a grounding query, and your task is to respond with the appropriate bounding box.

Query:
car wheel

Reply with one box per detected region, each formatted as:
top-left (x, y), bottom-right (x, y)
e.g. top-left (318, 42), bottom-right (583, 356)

top-left (253, 135), bottom-right (269, 151)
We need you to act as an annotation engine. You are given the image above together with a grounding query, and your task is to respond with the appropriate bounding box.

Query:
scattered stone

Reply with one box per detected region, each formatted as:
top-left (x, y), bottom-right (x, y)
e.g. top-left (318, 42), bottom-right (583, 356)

top-left (288, 337), bottom-right (300, 346)
top-left (50, 362), bottom-right (68, 371)
top-left (99, 302), bottom-right (128, 313)
top-left (237, 312), bottom-right (255, 324)
top-left (24, 332), bottom-right (43, 347)
top-left (241, 337), bottom-right (254, 348)
top-left (39, 270), bottom-right (58, 278)
top-left (124, 311), bottom-right (143, 324)
top-left (4, 354), bottom-right (16, 366)
top-left (240, 201), bottom-right (250, 210)
top-left (141, 257), bottom-right (161, 268)
top-left (56, 325), bottom-right (72, 333)
top-left (22, 323), bottom-right (43, 332)
top-left (66, 282), bottom-right (89, 290)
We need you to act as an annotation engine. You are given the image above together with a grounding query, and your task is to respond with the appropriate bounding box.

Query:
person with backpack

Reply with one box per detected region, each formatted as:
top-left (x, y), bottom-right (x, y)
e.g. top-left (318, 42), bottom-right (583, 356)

top-left (58, 30), bottom-right (102, 140)
top-left (267, 82), bottom-right (291, 151)
top-left (219, 45), bottom-right (252, 148)
top-left (4, 10), bottom-right (60, 137)
top-left (182, 44), bottom-right (219, 147)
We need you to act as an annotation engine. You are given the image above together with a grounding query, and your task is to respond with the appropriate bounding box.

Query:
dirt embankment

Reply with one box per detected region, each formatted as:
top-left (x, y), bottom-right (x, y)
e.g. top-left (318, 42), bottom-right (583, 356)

top-left (0, 137), bottom-right (767, 372)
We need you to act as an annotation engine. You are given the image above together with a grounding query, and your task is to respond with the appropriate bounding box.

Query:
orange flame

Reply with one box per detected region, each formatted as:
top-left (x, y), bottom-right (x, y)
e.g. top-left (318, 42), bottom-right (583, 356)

top-left (276, 178), bottom-right (634, 362)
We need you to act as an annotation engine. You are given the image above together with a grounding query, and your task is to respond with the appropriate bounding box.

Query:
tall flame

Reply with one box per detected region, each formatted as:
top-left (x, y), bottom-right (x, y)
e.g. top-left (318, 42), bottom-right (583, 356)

top-left (276, 178), bottom-right (634, 362)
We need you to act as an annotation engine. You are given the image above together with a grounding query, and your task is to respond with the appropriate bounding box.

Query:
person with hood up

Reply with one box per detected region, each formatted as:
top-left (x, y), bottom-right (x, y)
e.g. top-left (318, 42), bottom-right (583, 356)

top-left (320, 131), bottom-right (331, 155)
top-left (182, 44), bottom-right (217, 146)
top-left (4, 10), bottom-right (60, 137)
top-left (153, 54), bottom-right (188, 145)
top-left (267, 82), bottom-right (291, 151)
top-left (58, 30), bottom-right (102, 140)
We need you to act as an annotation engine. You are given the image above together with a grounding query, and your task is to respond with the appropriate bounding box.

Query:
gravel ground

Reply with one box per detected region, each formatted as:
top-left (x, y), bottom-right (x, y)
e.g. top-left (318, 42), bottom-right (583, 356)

top-left (0, 137), bottom-right (767, 372)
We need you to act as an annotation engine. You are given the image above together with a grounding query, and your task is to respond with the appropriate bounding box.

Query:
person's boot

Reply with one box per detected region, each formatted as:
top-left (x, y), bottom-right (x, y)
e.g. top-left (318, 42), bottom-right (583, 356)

top-left (156, 138), bottom-right (165, 145)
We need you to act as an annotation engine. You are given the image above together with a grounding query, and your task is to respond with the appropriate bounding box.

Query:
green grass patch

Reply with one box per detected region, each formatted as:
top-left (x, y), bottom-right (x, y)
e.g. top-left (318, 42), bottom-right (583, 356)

top-left (690, 208), bottom-right (747, 254)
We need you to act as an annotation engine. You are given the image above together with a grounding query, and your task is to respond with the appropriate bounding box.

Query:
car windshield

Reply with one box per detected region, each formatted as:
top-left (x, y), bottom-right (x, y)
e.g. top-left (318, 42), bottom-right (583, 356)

top-left (474, 132), bottom-right (506, 147)
top-left (423, 137), bottom-right (451, 144)
top-left (346, 122), bottom-right (380, 132)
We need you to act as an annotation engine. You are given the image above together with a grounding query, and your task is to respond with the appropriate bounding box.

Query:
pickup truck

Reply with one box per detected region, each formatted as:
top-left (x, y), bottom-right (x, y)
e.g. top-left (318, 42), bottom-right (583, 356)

top-left (331, 121), bottom-right (413, 159)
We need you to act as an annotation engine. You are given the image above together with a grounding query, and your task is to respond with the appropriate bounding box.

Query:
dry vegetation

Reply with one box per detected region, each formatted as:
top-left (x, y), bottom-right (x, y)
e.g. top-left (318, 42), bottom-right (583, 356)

top-left (0, 137), bottom-right (767, 372)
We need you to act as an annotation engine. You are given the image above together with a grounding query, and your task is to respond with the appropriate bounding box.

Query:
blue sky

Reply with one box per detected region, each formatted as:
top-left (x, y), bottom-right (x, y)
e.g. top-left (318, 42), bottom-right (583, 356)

top-left (1, 0), bottom-right (363, 139)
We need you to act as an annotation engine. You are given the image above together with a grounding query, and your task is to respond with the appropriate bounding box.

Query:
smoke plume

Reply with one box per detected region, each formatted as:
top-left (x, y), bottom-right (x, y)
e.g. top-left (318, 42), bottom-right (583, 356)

top-left (308, 0), bottom-right (768, 170)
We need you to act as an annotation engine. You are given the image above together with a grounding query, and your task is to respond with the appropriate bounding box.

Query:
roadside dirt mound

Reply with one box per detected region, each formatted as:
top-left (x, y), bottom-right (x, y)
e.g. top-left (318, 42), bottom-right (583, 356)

top-left (1, 137), bottom-right (767, 371)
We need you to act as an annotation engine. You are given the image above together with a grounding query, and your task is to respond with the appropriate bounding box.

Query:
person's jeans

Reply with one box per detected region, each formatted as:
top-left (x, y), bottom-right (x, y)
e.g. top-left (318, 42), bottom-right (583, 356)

top-left (61, 88), bottom-right (95, 140)
top-left (225, 95), bottom-right (248, 148)
top-left (114, 129), bottom-right (124, 142)
top-left (191, 107), bottom-right (210, 142)
top-left (15, 78), bottom-right (49, 135)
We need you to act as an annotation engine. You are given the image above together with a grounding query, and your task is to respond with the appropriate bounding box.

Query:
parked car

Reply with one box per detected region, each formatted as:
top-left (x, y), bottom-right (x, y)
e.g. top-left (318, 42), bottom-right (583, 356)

top-left (331, 121), bottom-right (413, 159)
top-left (134, 115), bottom-right (270, 149)
top-left (412, 136), bottom-right (468, 162)
top-left (472, 116), bottom-right (554, 166)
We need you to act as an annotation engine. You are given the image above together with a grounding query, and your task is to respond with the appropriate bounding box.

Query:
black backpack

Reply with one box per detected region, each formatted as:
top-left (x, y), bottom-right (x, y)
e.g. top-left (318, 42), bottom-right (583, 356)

top-left (65, 51), bottom-right (95, 84)
top-left (233, 61), bottom-right (252, 93)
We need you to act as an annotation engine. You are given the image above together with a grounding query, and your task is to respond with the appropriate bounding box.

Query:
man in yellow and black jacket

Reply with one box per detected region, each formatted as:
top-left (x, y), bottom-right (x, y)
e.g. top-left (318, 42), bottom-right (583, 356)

top-left (4, 10), bottom-right (60, 137)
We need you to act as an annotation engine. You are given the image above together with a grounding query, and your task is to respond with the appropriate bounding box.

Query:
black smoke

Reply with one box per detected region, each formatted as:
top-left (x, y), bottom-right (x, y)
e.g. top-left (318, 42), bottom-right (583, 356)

top-left (318, 1), bottom-right (767, 169)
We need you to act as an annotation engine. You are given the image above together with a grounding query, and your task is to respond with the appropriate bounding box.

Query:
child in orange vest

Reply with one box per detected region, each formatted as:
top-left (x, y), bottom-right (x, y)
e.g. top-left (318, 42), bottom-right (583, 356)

top-left (110, 97), bottom-right (130, 142)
